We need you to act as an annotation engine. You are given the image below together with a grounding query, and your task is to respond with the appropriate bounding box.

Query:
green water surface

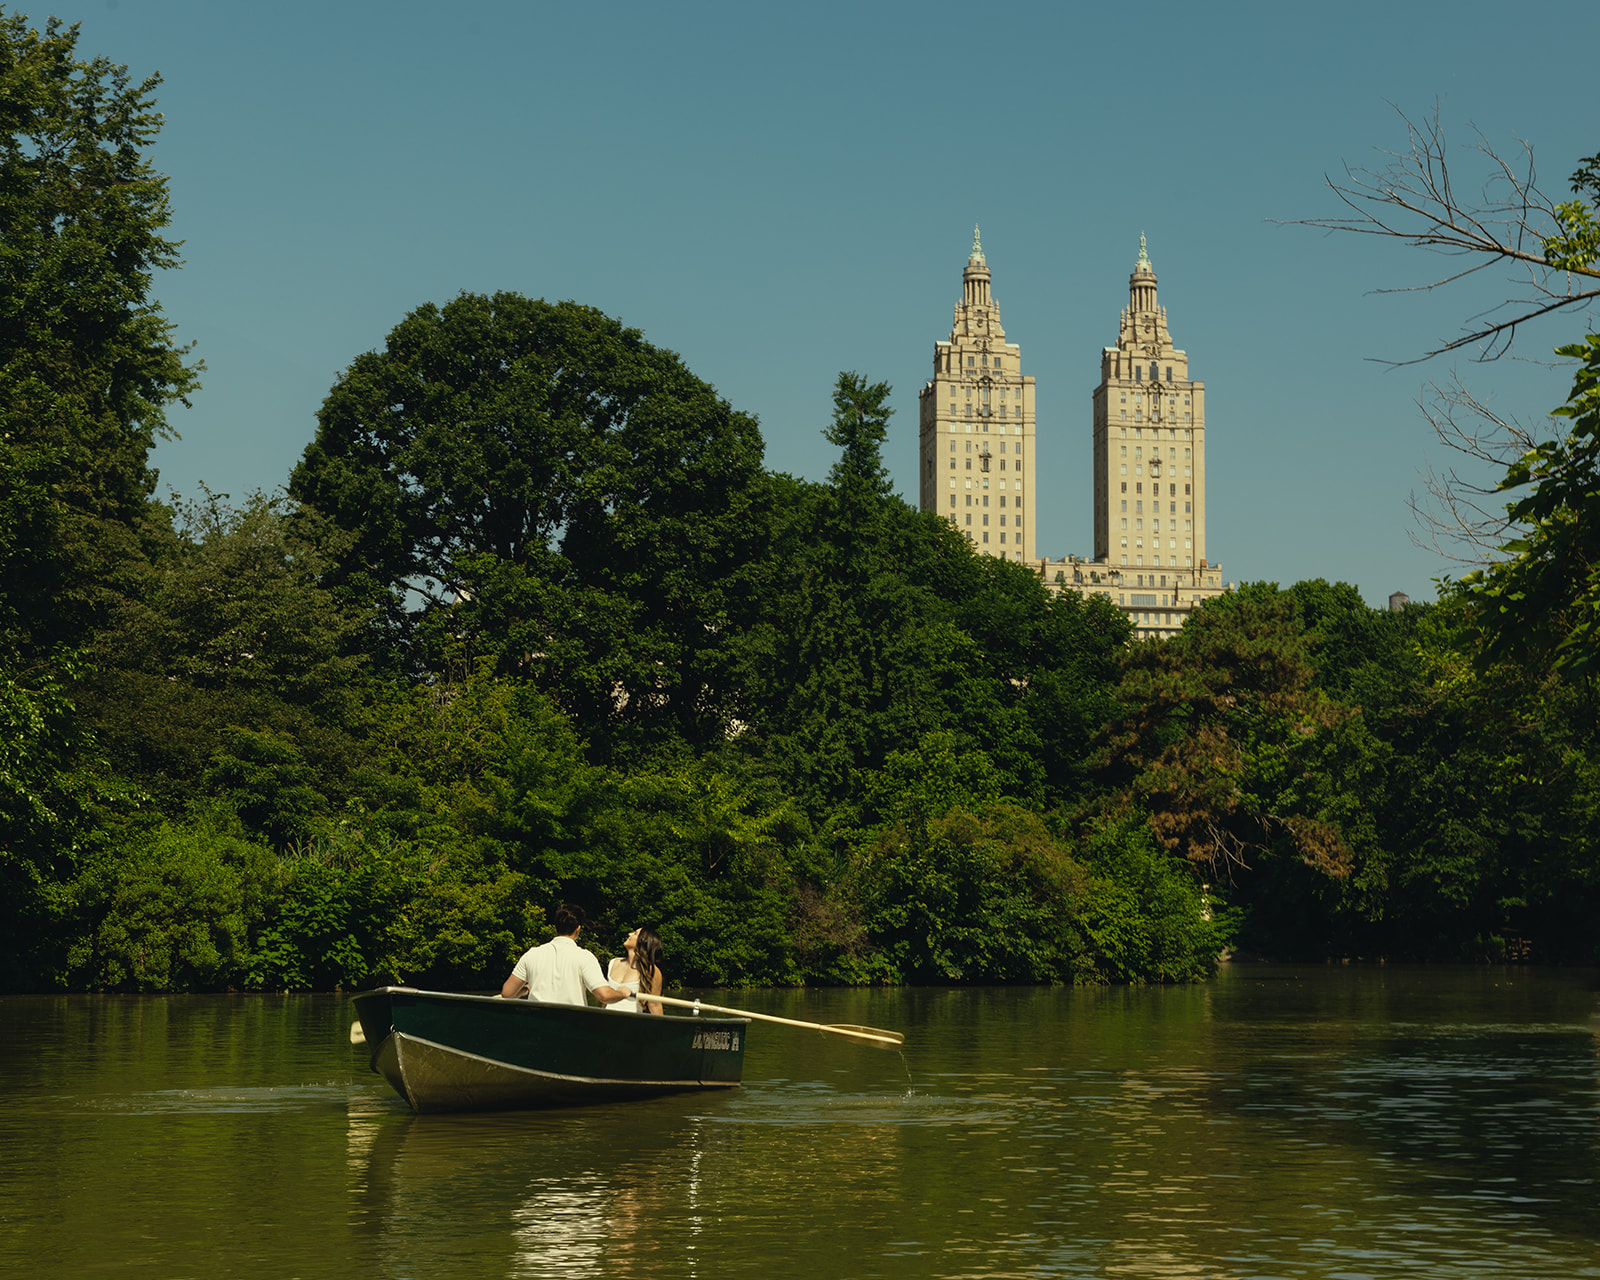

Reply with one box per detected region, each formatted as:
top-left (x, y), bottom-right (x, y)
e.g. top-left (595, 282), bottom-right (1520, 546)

top-left (2, 966), bottom-right (1597, 1278)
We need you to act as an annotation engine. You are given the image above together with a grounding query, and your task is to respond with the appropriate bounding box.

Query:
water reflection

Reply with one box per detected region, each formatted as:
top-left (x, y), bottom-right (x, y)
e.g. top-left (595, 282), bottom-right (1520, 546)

top-left (3, 969), bottom-right (1598, 1279)
top-left (509, 1176), bottom-right (609, 1276)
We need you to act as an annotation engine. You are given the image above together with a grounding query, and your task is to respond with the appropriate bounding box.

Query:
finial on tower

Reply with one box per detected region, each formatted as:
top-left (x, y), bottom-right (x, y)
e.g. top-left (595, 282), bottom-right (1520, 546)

top-left (969, 223), bottom-right (985, 265)
top-left (1136, 231), bottom-right (1151, 272)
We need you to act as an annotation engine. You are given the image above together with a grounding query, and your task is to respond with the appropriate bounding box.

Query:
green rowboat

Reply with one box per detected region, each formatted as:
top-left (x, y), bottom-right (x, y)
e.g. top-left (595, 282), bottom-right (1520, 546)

top-left (353, 986), bottom-right (749, 1114)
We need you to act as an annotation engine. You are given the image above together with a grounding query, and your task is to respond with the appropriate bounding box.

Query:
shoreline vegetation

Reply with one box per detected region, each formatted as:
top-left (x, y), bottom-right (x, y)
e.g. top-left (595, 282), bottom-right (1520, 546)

top-left (3, 19), bottom-right (1597, 994)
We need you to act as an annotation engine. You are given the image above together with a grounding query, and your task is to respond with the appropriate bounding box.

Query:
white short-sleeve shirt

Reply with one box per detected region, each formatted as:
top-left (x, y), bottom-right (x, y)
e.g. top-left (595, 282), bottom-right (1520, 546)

top-left (511, 935), bottom-right (606, 1006)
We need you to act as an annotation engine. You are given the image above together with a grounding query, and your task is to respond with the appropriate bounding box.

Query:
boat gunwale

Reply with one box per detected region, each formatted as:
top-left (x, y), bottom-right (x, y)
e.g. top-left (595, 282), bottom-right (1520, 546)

top-left (391, 1030), bottom-right (743, 1090)
top-left (360, 985), bottom-right (751, 1025)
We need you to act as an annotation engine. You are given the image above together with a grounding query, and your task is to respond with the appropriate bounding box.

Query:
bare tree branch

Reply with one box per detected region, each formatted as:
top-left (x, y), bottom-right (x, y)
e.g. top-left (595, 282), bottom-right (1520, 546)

top-left (1407, 373), bottom-right (1564, 565)
top-left (1285, 104), bottom-right (1600, 363)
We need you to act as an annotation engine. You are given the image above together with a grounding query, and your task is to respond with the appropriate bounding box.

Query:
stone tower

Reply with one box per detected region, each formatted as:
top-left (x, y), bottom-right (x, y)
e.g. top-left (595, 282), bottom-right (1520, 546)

top-left (1090, 235), bottom-right (1208, 578)
top-left (917, 227), bottom-right (1036, 561)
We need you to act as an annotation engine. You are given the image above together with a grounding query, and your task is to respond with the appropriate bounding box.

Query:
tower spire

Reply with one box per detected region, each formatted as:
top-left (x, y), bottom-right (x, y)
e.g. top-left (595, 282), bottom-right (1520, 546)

top-left (969, 223), bottom-right (985, 265)
top-left (1129, 231), bottom-right (1158, 314)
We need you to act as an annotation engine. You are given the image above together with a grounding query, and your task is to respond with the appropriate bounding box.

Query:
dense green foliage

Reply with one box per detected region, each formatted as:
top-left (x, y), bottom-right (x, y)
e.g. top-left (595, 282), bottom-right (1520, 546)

top-left (1461, 332), bottom-right (1600, 682)
top-left (0, 12), bottom-right (199, 663)
top-left (4, 20), bottom-right (1596, 992)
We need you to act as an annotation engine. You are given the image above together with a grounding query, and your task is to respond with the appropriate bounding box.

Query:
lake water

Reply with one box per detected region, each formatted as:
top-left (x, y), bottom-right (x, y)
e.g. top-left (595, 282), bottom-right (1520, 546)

top-left (2, 966), bottom-right (1598, 1278)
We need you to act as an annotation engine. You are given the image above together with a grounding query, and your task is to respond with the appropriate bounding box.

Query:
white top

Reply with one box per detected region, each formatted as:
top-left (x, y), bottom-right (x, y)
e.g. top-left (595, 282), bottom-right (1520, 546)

top-left (604, 958), bottom-right (645, 1013)
top-left (510, 935), bottom-right (606, 1006)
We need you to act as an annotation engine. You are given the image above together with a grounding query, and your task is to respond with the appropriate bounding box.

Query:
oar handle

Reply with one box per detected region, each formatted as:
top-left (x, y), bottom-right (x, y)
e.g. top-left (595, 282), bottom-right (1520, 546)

top-left (643, 992), bottom-right (903, 1047)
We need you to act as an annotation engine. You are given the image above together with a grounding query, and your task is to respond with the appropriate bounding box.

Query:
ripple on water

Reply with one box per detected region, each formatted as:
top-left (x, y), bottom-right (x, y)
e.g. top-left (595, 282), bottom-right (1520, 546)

top-left (69, 1083), bottom-right (390, 1115)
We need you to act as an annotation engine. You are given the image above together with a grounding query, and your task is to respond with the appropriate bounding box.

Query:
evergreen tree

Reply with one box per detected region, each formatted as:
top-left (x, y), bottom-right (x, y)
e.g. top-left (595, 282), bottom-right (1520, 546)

top-left (0, 12), bottom-right (199, 660)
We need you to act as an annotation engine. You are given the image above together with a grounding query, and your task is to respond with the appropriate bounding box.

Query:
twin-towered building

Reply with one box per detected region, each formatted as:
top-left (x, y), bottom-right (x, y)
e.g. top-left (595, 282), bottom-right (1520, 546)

top-left (917, 228), bottom-right (1229, 639)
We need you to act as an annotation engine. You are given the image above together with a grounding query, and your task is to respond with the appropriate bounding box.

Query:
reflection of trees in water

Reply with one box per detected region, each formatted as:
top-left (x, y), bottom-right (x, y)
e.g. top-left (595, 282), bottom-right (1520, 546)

top-left (335, 978), bottom-right (1600, 1278)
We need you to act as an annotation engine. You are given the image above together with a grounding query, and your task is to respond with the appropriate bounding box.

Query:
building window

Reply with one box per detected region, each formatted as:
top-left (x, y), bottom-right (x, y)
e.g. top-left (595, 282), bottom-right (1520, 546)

top-left (1150, 362), bottom-right (1159, 381)
top-left (1120, 464), bottom-right (1127, 475)
top-left (968, 357), bottom-right (975, 367)
top-left (983, 515), bottom-right (989, 526)
top-left (983, 533), bottom-right (989, 543)
top-left (1166, 366), bottom-right (1172, 380)
top-left (965, 514), bottom-right (971, 525)
top-left (1000, 532), bottom-right (1007, 543)
top-left (1120, 482), bottom-right (1127, 493)
top-left (1135, 366), bottom-right (1141, 381)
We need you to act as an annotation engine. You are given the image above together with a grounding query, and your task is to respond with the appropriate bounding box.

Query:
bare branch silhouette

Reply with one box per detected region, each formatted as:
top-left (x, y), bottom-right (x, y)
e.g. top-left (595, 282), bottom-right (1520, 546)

top-left (1288, 105), bottom-right (1600, 362)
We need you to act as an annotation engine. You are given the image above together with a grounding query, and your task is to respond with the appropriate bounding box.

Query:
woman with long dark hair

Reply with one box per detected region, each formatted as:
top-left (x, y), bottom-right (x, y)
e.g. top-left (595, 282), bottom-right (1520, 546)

top-left (606, 927), bottom-right (665, 1014)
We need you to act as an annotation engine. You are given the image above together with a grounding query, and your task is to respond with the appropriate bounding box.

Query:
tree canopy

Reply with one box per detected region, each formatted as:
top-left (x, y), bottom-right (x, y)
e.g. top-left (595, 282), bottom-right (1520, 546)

top-left (289, 291), bottom-right (770, 760)
top-left (0, 12), bottom-right (198, 660)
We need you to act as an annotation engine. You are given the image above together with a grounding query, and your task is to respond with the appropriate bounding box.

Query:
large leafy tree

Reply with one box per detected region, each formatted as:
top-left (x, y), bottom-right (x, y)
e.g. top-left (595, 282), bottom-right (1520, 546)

top-left (289, 292), bottom-right (769, 761)
top-left (744, 372), bottom-right (1129, 819)
top-left (79, 492), bottom-right (374, 836)
top-left (1092, 586), bottom-right (1357, 880)
top-left (0, 12), bottom-right (199, 659)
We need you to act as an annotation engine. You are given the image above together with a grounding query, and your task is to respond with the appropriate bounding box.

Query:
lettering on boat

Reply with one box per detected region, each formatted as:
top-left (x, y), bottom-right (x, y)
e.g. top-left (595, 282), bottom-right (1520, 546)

top-left (691, 1031), bottom-right (738, 1051)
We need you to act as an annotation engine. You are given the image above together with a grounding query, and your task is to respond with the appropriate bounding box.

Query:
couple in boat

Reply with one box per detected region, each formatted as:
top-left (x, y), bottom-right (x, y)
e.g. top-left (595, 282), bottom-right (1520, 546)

top-left (500, 903), bottom-right (665, 1014)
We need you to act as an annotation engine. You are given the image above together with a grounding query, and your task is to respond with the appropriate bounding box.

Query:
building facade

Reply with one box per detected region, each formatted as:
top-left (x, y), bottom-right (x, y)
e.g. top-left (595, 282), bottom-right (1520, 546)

top-left (917, 227), bottom-right (1036, 561)
top-left (1048, 234), bottom-right (1228, 638)
top-left (916, 230), bottom-right (1229, 640)
top-left (1091, 234), bottom-right (1207, 572)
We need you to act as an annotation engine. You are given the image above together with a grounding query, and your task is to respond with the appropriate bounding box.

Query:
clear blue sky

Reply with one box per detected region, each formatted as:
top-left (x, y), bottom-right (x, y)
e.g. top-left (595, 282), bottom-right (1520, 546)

top-left (60, 0), bottom-right (1598, 605)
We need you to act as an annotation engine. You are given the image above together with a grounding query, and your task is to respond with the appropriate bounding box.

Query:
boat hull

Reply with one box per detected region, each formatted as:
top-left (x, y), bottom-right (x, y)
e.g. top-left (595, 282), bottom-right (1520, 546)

top-left (353, 987), bottom-right (748, 1114)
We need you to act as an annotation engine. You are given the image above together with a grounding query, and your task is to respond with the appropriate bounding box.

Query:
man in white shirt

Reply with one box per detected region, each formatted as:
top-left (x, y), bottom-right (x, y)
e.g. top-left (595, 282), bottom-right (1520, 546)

top-left (500, 904), bottom-right (630, 1007)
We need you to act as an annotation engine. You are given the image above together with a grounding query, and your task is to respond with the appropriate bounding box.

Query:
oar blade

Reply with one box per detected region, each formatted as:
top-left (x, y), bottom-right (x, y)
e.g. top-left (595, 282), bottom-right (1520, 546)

top-left (350, 1020), bottom-right (367, 1045)
top-left (819, 1024), bottom-right (904, 1050)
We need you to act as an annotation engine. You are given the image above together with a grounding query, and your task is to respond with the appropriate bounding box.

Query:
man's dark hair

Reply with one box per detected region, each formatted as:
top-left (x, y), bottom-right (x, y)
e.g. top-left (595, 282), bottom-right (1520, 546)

top-left (552, 904), bottom-right (586, 936)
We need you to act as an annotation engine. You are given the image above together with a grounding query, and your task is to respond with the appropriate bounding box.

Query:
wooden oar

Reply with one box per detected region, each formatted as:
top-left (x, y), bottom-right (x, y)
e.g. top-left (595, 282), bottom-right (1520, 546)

top-left (641, 992), bottom-right (903, 1049)
top-left (347, 996), bottom-right (905, 1050)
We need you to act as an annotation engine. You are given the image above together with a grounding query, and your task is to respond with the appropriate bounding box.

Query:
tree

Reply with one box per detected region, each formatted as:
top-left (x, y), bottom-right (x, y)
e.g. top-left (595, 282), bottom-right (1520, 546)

top-left (1297, 107), bottom-right (1598, 362)
top-left (1456, 335), bottom-right (1600, 681)
top-left (1301, 113), bottom-right (1600, 681)
top-left (79, 491), bottom-right (374, 830)
top-left (1091, 586), bottom-right (1355, 879)
top-left (289, 292), bottom-right (769, 761)
top-left (0, 12), bottom-right (199, 659)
